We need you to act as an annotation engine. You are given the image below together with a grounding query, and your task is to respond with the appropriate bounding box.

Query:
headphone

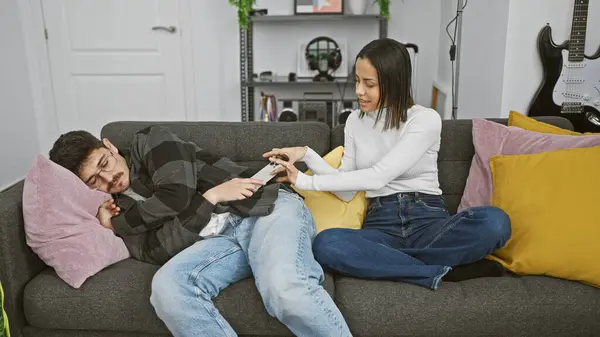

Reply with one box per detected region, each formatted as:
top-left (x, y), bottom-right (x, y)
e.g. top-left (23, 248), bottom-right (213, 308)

top-left (304, 36), bottom-right (342, 72)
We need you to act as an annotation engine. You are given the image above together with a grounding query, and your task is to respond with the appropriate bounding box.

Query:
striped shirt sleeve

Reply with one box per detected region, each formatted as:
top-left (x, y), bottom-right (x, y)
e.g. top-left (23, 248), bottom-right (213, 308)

top-left (112, 126), bottom-right (215, 235)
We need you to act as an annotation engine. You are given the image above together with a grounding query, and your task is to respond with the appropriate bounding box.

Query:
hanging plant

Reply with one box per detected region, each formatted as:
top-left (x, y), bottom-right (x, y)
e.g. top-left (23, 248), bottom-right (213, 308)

top-left (374, 0), bottom-right (390, 19)
top-left (228, 0), bottom-right (256, 29)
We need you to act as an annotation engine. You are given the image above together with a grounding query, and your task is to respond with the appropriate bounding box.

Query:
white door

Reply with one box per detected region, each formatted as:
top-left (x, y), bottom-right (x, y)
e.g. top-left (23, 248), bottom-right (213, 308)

top-left (42, 0), bottom-right (192, 137)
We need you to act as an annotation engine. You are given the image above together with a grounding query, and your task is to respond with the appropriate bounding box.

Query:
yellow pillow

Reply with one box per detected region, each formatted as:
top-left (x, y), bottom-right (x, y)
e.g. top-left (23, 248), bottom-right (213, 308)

top-left (508, 110), bottom-right (590, 135)
top-left (487, 145), bottom-right (600, 287)
top-left (293, 146), bottom-right (367, 233)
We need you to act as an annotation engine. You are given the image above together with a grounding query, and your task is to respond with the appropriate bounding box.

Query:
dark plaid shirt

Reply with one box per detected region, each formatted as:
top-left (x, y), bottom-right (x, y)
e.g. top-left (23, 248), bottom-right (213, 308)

top-left (111, 125), bottom-right (295, 264)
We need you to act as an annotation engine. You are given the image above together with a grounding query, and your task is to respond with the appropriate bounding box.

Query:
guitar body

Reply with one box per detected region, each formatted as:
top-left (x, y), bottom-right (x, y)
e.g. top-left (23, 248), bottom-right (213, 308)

top-left (528, 25), bottom-right (600, 133)
top-left (528, 26), bottom-right (569, 119)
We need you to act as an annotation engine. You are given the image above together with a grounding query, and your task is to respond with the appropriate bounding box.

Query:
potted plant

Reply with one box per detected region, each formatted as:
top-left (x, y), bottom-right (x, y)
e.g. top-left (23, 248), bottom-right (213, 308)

top-left (374, 0), bottom-right (390, 19)
top-left (349, 0), bottom-right (389, 17)
top-left (228, 0), bottom-right (256, 29)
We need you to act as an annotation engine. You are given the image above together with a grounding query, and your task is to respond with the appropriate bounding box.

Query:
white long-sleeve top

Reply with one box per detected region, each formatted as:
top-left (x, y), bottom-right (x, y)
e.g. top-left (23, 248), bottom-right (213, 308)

top-left (295, 105), bottom-right (443, 202)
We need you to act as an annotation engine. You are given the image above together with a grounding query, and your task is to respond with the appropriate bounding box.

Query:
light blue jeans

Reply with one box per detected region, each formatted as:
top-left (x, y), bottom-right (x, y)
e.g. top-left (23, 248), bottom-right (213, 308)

top-left (150, 190), bottom-right (352, 337)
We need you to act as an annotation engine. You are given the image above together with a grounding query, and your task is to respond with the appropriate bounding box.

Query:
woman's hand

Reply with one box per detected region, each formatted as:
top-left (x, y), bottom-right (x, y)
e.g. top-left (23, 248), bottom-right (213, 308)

top-left (268, 156), bottom-right (300, 185)
top-left (262, 146), bottom-right (307, 165)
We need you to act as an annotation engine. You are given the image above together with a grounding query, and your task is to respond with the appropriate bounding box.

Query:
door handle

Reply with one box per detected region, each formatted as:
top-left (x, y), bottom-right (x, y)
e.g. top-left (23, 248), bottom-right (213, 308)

top-left (152, 26), bottom-right (177, 33)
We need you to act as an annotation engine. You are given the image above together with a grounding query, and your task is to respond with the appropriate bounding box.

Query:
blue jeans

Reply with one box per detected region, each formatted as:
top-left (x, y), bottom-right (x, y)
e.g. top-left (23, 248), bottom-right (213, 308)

top-left (150, 190), bottom-right (352, 337)
top-left (313, 192), bottom-right (511, 289)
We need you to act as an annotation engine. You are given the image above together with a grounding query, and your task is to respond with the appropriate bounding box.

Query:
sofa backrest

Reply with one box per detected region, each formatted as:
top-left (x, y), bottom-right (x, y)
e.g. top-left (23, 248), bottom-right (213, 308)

top-left (102, 116), bottom-right (573, 214)
top-left (332, 116), bottom-right (574, 213)
top-left (101, 121), bottom-right (331, 172)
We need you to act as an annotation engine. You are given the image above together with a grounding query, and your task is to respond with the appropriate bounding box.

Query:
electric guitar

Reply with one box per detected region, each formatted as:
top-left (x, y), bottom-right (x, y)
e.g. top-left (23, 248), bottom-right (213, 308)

top-left (528, 0), bottom-right (600, 133)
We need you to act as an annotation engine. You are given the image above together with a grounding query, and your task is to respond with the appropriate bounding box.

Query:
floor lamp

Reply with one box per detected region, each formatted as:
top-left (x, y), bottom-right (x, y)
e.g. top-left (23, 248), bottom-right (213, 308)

top-left (451, 0), bottom-right (465, 120)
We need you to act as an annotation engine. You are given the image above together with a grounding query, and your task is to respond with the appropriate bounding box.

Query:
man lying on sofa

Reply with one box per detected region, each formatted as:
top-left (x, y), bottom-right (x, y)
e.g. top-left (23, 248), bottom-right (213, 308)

top-left (48, 125), bottom-right (353, 337)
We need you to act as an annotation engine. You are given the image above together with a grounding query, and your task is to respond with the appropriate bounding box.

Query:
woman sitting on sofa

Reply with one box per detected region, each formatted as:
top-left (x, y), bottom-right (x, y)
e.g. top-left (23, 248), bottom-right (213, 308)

top-left (263, 37), bottom-right (511, 290)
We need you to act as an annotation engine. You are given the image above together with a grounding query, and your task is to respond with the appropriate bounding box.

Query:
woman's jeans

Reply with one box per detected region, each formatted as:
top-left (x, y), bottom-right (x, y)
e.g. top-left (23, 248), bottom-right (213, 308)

top-left (313, 192), bottom-right (511, 289)
top-left (150, 190), bottom-right (352, 337)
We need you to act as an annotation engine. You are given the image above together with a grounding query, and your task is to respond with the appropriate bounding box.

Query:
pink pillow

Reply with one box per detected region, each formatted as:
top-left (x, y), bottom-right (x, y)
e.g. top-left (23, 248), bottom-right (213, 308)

top-left (22, 155), bottom-right (130, 288)
top-left (458, 118), bottom-right (600, 211)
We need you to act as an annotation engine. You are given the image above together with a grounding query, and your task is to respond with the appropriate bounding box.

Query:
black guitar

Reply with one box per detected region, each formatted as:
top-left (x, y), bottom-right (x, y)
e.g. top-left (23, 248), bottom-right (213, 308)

top-left (528, 0), bottom-right (600, 133)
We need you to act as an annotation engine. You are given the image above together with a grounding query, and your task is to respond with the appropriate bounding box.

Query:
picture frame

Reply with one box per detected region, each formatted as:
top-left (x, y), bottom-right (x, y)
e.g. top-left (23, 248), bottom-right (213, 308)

top-left (294, 0), bottom-right (344, 15)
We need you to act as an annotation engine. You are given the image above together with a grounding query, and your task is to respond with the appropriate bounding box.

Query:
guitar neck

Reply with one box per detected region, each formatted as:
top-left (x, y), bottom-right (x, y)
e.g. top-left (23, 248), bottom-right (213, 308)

top-left (568, 0), bottom-right (589, 62)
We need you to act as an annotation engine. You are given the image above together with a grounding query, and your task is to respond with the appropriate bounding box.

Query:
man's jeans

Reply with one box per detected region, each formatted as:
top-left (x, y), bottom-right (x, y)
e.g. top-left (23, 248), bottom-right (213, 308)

top-left (150, 190), bottom-right (352, 337)
top-left (313, 192), bottom-right (511, 289)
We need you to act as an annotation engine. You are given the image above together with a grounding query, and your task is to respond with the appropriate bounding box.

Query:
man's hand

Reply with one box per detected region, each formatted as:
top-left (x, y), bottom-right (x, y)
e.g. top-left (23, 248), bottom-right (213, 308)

top-left (96, 198), bottom-right (120, 231)
top-left (203, 178), bottom-right (265, 204)
top-left (268, 157), bottom-right (300, 185)
top-left (262, 147), bottom-right (307, 166)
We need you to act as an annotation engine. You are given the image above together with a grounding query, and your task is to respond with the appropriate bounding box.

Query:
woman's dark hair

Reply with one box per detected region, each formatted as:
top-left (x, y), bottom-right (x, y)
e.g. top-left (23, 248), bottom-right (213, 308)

top-left (355, 38), bottom-right (415, 130)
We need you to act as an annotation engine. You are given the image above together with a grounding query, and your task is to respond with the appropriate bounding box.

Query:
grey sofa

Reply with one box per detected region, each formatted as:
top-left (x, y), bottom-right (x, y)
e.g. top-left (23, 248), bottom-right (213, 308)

top-left (1, 117), bottom-right (599, 337)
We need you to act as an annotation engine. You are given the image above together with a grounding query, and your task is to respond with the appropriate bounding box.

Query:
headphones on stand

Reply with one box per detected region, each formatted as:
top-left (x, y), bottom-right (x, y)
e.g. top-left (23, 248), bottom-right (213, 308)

top-left (304, 36), bottom-right (342, 81)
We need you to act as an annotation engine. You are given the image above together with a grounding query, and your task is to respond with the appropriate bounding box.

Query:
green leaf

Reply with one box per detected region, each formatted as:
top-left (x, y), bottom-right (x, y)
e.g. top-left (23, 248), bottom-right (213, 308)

top-left (228, 0), bottom-right (256, 29)
top-left (374, 0), bottom-right (390, 19)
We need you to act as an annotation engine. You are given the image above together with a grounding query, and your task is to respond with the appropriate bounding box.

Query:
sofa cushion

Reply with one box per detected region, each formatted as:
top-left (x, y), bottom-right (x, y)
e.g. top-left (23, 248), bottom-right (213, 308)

top-left (293, 146), bottom-right (368, 233)
top-left (22, 155), bottom-right (130, 289)
top-left (459, 118), bottom-right (600, 212)
top-left (334, 275), bottom-right (600, 336)
top-left (508, 110), bottom-right (597, 135)
top-left (23, 259), bottom-right (334, 335)
top-left (488, 145), bottom-right (600, 287)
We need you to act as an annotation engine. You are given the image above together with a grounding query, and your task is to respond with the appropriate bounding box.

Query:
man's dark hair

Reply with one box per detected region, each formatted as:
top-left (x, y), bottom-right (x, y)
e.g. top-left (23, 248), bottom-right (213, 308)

top-left (355, 38), bottom-right (415, 130)
top-left (49, 130), bottom-right (105, 175)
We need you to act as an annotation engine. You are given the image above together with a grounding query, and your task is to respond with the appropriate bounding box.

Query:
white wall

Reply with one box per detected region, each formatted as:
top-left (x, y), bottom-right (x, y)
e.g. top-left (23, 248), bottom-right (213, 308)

top-left (387, 0), bottom-right (441, 109)
top-left (190, 0), bottom-right (241, 122)
top-left (9, 0), bottom-right (598, 190)
top-left (199, 0), bottom-right (442, 121)
top-left (194, 0), bottom-right (595, 122)
top-left (435, 0), bottom-right (510, 120)
top-left (83, 0), bottom-right (600, 123)
top-left (500, 0), bottom-right (600, 117)
top-left (455, 0), bottom-right (510, 119)
top-left (17, 0), bottom-right (445, 131)
top-left (436, 0), bottom-right (600, 120)
top-left (5, 0), bottom-right (444, 184)
top-left (0, 0), bottom-right (41, 190)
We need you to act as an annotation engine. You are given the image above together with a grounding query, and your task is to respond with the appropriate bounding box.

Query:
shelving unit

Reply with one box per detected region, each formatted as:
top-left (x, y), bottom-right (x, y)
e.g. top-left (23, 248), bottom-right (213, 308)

top-left (242, 76), bottom-right (355, 87)
top-left (239, 13), bottom-right (388, 122)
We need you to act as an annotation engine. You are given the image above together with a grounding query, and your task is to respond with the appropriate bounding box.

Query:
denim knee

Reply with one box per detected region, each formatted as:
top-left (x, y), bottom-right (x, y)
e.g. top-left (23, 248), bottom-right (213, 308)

top-left (150, 266), bottom-right (177, 312)
top-left (473, 206), bottom-right (511, 247)
top-left (259, 277), bottom-right (300, 317)
top-left (313, 228), bottom-right (350, 266)
top-left (256, 263), bottom-right (315, 320)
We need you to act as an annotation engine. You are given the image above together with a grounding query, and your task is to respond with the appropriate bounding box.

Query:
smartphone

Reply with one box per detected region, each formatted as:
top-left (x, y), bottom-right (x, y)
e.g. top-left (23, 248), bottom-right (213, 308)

top-left (251, 154), bottom-right (289, 183)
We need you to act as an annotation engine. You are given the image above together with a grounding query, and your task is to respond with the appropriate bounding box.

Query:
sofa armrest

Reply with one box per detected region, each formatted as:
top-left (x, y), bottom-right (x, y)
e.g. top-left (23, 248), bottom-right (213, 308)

top-left (0, 181), bottom-right (46, 337)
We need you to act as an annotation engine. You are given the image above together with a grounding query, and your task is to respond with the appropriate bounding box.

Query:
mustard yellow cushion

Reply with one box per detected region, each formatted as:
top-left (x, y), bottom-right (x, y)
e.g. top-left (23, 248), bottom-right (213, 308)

top-left (508, 110), bottom-right (592, 135)
top-left (293, 146), bottom-right (367, 233)
top-left (487, 145), bottom-right (600, 287)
